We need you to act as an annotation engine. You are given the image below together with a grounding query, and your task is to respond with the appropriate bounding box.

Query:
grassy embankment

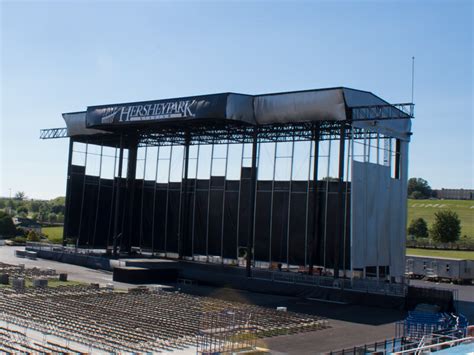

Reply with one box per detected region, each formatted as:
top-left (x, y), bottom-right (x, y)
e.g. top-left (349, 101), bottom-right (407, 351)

top-left (407, 199), bottom-right (473, 239)
top-left (42, 226), bottom-right (64, 244)
top-left (407, 198), bottom-right (474, 260)
top-left (406, 248), bottom-right (474, 260)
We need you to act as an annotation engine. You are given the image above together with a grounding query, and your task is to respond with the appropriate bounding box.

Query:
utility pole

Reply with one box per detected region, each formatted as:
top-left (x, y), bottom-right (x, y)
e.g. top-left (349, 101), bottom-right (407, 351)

top-left (411, 56), bottom-right (415, 103)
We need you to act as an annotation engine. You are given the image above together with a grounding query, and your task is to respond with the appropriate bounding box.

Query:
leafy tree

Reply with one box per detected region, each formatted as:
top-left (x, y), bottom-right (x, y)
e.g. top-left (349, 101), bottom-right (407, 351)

top-left (410, 191), bottom-right (424, 200)
top-left (0, 199), bottom-right (5, 209)
top-left (51, 196), bottom-right (66, 205)
top-left (408, 178), bottom-right (432, 199)
top-left (26, 230), bottom-right (41, 242)
top-left (51, 204), bottom-right (65, 215)
top-left (30, 201), bottom-right (42, 212)
top-left (407, 218), bottom-right (428, 238)
top-left (431, 210), bottom-right (461, 243)
top-left (17, 206), bottom-right (28, 215)
top-left (57, 213), bottom-right (65, 223)
top-left (48, 213), bottom-right (58, 223)
top-left (38, 210), bottom-right (48, 222)
top-left (0, 212), bottom-right (16, 238)
top-left (14, 191), bottom-right (26, 200)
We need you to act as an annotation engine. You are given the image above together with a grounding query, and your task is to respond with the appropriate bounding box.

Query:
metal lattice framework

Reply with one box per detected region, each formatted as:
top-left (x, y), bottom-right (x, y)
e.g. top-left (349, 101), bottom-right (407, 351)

top-left (40, 103), bottom-right (414, 147)
top-left (40, 127), bottom-right (68, 139)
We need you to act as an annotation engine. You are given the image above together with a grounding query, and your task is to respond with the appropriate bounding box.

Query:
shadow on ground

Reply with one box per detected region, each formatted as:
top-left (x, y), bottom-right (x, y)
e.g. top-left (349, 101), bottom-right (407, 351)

top-left (174, 283), bottom-right (407, 326)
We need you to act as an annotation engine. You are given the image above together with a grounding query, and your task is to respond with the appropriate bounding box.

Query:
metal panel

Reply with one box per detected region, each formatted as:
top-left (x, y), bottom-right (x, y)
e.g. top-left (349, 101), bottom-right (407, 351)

top-left (62, 112), bottom-right (109, 136)
top-left (254, 89), bottom-right (346, 124)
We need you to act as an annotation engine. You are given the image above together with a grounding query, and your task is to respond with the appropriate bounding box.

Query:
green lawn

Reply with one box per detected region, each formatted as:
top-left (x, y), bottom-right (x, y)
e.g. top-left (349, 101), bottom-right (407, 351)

top-left (42, 226), bottom-right (63, 244)
top-left (407, 199), bottom-right (474, 240)
top-left (31, 279), bottom-right (84, 287)
top-left (406, 247), bottom-right (474, 260)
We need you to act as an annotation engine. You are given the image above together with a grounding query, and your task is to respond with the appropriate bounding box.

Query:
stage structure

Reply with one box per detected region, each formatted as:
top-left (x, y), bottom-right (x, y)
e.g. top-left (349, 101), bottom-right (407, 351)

top-left (41, 87), bottom-right (413, 280)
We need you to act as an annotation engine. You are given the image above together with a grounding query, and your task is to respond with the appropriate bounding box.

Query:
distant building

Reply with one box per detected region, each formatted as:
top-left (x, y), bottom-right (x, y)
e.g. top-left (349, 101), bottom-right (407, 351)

top-left (12, 217), bottom-right (42, 234)
top-left (434, 188), bottom-right (474, 200)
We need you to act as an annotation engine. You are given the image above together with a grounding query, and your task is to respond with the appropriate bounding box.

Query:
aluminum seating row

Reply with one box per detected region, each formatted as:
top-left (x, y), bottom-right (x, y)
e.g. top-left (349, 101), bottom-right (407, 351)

top-left (0, 285), bottom-right (328, 353)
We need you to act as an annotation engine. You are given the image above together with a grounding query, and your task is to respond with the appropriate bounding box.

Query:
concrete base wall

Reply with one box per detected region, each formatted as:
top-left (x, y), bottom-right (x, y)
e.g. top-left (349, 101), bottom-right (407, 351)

top-left (32, 250), bottom-right (113, 271)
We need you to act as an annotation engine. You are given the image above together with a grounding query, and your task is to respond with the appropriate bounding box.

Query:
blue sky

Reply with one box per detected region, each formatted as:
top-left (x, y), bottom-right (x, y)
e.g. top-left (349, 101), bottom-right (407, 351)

top-left (1, 0), bottom-right (472, 199)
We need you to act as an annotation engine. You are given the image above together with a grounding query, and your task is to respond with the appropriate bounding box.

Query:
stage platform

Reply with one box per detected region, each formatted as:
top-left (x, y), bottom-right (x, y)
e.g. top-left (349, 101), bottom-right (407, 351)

top-left (25, 245), bottom-right (411, 309)
top-left (112, 259), bottom-right (180, 283)
top-left (113, 266), bottom-right (179, 283)
top-left (111, 258), bottom-right (179, 269)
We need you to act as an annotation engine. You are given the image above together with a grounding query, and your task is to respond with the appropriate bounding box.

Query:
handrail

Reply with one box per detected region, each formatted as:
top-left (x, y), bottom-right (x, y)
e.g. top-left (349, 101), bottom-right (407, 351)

top-left (393, 336), bottom-right (473, 354)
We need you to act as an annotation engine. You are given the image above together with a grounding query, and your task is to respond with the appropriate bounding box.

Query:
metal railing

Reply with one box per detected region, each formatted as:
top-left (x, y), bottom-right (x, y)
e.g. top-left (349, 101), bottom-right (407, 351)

top-left (329, 332), bottom-right (472, 355)
top-left (26, 242), bottom-right (104, 256)
top-left (251, 269), bottom-right (407, 296)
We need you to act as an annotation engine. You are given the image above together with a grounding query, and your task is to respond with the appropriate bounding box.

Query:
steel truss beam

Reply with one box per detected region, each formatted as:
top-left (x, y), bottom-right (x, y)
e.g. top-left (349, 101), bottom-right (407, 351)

top-left (137, 123), bottom-right (399, 146)
top-left (40, 103), bottom-right (413, 145)
top-left (40, 127), bottom-right (68, 139)
top-left (40, 123), bottom-right (399, 147)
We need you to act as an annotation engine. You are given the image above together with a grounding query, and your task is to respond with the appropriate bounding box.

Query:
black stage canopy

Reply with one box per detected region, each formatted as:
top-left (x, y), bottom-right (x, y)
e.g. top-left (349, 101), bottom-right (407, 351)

top-left (50, 87), bottom-right (412, 147)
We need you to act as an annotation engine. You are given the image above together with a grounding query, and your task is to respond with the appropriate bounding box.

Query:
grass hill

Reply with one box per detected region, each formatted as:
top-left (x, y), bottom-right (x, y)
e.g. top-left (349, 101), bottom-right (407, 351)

top-left (407, 199), bottom-right (474, 240)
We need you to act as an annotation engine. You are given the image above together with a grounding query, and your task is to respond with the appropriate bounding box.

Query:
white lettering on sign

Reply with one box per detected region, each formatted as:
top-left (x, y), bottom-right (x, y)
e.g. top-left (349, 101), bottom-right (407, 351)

top-left (113, 99), bottom-right (196, 123)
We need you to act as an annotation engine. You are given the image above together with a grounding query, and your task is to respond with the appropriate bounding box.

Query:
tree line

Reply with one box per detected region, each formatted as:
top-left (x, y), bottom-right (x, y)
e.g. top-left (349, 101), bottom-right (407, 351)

top-left (0, 193), bottom-right (65, 224)
top-left (0, 193), bottom-right (66, 239)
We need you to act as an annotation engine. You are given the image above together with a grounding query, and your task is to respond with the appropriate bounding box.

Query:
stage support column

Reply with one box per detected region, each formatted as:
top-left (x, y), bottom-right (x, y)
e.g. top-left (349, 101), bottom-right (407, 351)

top-left (178, 130), bottom-right (191, 259)
top-left (309, 124), bottom-right (320, 275)
top-left (106, 146), bottom-right (118, 249)
top-left (124, 135), bottom-right (139, 254)
top-left (334, 125), bottom-right (346, 279)
top-left (62, 138), bottom-right (74, 246)
top-left (395, 139), bottom-right (401, 179)
top-left (77, 142), bottom-right (89, 247)
top-left (246, 127), bottom-right (258, 278)
top-left (113, 135), bottom-right (124, 256)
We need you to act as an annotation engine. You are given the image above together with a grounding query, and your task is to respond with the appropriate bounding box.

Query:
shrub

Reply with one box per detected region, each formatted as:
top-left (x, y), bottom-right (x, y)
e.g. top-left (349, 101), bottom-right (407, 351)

top-left (12, 236), bottom-right (26, 245)
top-left (407, 218), bottom-right (429, 239)
top-left (0, 214), bottom-right (16, 238)
top-left (26, 230), bottom-right (41, 242)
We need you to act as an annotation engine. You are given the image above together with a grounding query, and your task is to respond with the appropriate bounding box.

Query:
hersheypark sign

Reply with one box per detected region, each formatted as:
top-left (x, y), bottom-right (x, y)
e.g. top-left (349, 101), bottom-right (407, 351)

top-left (86, 94), bottom-right (229, 128)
